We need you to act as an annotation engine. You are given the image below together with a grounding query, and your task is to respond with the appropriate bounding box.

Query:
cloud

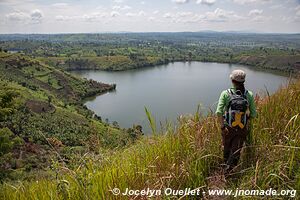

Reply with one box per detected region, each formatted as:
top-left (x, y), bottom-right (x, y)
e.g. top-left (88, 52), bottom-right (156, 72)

top-left (196, 0), bottom-right (216, 6)
top-left (51, 3), bottom-right (68, 9)
top-left (113, 0), bottom-right (124, 3)
top-left (112, 5), bottom-right (131, 11)
top-left (55, 12), bottom-right (107, 22)
top-left (163, 12), bottom-right (173, 18)
top-left (248, 9), bottom-right (263, 16)
top-left (55, 15), bottom-right (74, 21)
top-left (232, 0), bottom-right (271, 4)
top-left (270, 4), bottom-right (283, 10)
top-left (176, 12), bottom-right (202, 23)
top-left (247, 9), bottom-right (268, 22)
top-left (294, 5), bottom-right (300, 21)
top-left (161, 11), bottom-right (201, 23)
top-left (172, 0), bottom-right (189, 4)
top-left (177, 11), bottom-right (194, 17)
top-left (6, 11), bottom-right (29, 22)
top-left (0, 0), bottom-right (35, 6)
top-left (110, 11), bottom-right (120, 17)
top-left (173, 0), bottom-right (215, 5)
top-left (82, 13), bottom-right (105, 22)
top-left (30, 9), bottom-right (43, 23)
top-left (204, 8), bottom-right (242, 22)
top-left (6, 9), bottom-right (43, 24)
top-left (125, 11), bottom-right (146, 17)
top-left (148, 16), bottom-right (155, 21)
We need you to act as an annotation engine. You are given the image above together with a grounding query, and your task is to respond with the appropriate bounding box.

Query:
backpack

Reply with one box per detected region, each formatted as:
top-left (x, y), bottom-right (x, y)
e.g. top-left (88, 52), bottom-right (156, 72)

top-left (225, 89), bottom-right (249, 129)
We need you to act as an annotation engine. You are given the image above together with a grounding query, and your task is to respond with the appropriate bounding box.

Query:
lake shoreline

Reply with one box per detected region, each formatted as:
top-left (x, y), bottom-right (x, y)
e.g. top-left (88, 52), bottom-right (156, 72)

top-left (68, 59), bottom-right (298, 78)
top-left (72, 62), bottom-right (289, 133)
top-left (75, 60), bottom-right (294, 106)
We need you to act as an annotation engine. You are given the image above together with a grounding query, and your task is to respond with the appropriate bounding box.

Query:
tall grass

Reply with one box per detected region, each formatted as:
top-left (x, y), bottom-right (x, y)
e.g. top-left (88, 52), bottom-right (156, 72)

top-left (0, 81), bottom-right (299, 200)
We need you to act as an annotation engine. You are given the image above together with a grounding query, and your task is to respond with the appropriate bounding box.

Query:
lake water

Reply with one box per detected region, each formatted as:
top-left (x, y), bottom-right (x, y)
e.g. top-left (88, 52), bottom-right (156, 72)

top-left (72, 62), bottom-right (288, 133)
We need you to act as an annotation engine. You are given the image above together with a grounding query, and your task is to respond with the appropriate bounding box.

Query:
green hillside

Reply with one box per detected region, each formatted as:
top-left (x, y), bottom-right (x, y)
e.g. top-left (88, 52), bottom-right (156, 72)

top-left (0, 52), bottom-right (141, 181)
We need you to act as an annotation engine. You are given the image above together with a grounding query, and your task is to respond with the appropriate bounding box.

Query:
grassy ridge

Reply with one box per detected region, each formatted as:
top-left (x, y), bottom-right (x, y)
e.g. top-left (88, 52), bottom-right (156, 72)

top-left (1, 79), bottom-right (299, 199)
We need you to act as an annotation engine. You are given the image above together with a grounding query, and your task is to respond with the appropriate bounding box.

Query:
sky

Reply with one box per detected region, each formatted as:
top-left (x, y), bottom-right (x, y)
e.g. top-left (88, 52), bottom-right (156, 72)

top-left (0, 0), bottom-right (300, 33)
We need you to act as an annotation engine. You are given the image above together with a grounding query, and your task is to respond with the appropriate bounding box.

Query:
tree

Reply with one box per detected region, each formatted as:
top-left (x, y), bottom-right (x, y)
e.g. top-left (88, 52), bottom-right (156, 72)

top-left (0, 128), bottom-right (14, 156)
top-left (188, 51), bottom-right (192, 61)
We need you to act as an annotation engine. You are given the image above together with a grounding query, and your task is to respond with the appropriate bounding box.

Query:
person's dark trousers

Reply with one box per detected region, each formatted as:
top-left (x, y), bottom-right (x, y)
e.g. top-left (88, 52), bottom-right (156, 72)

top-left (221, 126), bottom-right (248, 171)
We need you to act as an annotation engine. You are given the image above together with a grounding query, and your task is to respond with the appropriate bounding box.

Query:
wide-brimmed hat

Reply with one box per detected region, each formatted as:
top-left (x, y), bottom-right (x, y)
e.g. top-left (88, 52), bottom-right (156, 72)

top-left (230, 69), bottom-right (246, 82)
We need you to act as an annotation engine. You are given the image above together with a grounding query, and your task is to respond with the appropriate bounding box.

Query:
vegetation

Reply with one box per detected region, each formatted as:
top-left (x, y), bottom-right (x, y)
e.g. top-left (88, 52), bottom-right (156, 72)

top-left (0, 77), bottom-right (299, 199)
top-left (1, 32), bottom-right (300, 72)
top-left (0, 52), bottom-right (142, 181)
top-left (0, 32), bottom-right (299, 199)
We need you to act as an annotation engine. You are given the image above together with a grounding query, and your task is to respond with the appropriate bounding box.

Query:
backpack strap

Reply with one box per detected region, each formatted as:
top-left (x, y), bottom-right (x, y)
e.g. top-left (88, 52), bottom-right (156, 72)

top-left (226, 89), bottom-right (234, 112)
top-left (227, 89), bottom-right (234, 96)
top-left (244, 90), bottom-right (248, 97)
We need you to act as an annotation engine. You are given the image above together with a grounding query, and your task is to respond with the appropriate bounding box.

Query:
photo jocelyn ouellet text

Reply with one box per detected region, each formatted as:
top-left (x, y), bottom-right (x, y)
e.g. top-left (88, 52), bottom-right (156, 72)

top-left (110, 187), bottom-right (297, 198)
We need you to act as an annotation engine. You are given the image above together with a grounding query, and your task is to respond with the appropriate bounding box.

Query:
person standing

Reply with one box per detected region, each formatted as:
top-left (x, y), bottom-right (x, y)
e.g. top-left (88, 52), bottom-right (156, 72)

top-left (216, 69), bottom-right (257, 172)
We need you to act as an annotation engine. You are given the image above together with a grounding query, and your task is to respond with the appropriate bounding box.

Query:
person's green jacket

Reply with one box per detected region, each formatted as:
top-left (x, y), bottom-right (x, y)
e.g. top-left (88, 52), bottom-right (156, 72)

top-left (216, 87), bottom-right (257, 119)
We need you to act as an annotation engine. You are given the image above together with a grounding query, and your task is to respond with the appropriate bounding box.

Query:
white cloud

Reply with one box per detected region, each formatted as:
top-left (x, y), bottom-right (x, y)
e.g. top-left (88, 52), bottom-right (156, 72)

top-left (294, 5), bottom-right (300, 21)
top-left (113, 0), bottom-right (124, 3)
top-left (153, 10), bottom-right (159, 15)
top-left (173, 0), bottom-right (215, 6)
top-left (82, 12), bottom-right (105, 22)
top-left (232, 0), bottom-right (271, 4)
top-left (172, 0), bottom-right (189, 4)
top-left (248, 9), bottom-right (263, 16)
top-left (6, 11), bottom-right (29, 22)
top-left (30, 9), bottom-right (43, 23)
top-left (112, 5), bottom-right (131, 11)
top-left (111, 11), bottom-right (120, 17)
top-left (204, 8), bottom-right (242, 22)
top-left (51, 3), bottom-right (68, 9)
top-left (6, 9), bottom-right (43, 24)
top-left (270, 4), bottom-right (283, 10)
top-left (125, 11), bottom-right (146, 17)
top-left (55, 12), bottom-right (107, 22)
top-left (177, 11), bottom-right (194, 17)
top-left (247, 9), bottom-right (268, 22)
top-left (55, 15), bottom-right (75, 21)
top-left (196, 0), bottom-right (216, 6)
top-left (161, 11), bottom-right (201, 23)
top-left (55, 15), bottom-right (67, 21)
top-left (1, 0), bottom-right (299, 33)
top-left (0, 0), bottom-right (35, 6)
top-left (138, 11), bottom-right (146, 16)
top-left (176, 13), bottom-right (202, 23)
top-left (163, 12), bottom-right (173, 18)
top-left (148, 17), bottom-right (155, 21)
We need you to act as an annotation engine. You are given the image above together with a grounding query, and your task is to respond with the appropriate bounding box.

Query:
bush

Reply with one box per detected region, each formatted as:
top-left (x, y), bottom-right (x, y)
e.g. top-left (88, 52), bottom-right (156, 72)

top-left (0, 128), bottom-right (14, 156)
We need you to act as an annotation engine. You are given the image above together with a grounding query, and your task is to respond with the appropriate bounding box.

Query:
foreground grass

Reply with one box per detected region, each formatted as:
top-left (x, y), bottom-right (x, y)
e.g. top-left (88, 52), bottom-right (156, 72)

top-left (1, 80), bottom-right (299, 199)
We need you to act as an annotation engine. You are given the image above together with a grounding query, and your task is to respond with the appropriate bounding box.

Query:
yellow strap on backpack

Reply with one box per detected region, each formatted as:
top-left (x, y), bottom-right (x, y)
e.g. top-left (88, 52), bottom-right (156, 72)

top-left (232, 112), bottom-right (245, 129)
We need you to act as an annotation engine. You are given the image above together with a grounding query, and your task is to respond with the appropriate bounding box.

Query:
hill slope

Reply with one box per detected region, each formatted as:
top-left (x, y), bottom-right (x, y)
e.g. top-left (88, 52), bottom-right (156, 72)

top-left (0, 52), bottom-right (141, 181)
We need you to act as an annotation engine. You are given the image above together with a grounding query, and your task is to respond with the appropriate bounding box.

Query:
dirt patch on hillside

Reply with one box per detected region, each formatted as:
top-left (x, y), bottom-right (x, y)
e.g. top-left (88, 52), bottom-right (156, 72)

top-left (25, 100), bottom-right (55, 114)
